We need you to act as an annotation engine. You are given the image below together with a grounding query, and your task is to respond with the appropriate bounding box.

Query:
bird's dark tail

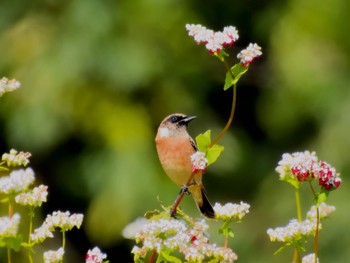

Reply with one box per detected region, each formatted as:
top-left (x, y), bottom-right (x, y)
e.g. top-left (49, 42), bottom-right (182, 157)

top-left (198, 188), bottom-right (215, 219)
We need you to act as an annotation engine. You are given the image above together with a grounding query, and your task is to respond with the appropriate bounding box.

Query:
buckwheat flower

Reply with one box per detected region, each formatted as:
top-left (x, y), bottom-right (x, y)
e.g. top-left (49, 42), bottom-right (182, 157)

top-left (122, 217), bottom-right (149, 239)
top-left (0, 213), bottom-right (20, 237)
top-left (237, 43), bottom-right (262, 66)
top-left (267, 219), bottom-right (318, 243)
top-left (316, 161), bottom-right (341, 190)
top-left (307, 202), bottom-right (336, 220)
top-left (134, 218), bottom-right (188, 253)
top-left (15, 184), bottom-right (48, 207)
top-left (275, 151), bottom-right (317, 181)
top-left (302, 253), bottom-right (319, 263)
top-left (191, 151), bottom-right (208, 173)
top-left (44, 211), bottom-right (83, 231)
top-left (0, 168), bottom-right (35, 194)
top-left (213, 246), bottom-right (238, 263)
top-left (0, 77), bottom-right (21, 97)
top-left (31, 222), bottom-right (54, 244)
top-left (186, 24), bottom-right (239, 54)
top-left (181, 243), bottom-right (209, 262)
top-left (222, 26), bottom-right (239, 46)
top-left (214, 201), bottom-right (250, 220)
top-left (43, 247), bottom-right (64, 263)
top-left (185, 24), bottom-right (212, 44)
top-left (2, 149), bottom-right (31, 167)
top-left (86, 247), bottom-right (107, 263)
top-left (180, 219), bottom-right (212, 261)
top-left (205, 31), bottom-right (225, 54)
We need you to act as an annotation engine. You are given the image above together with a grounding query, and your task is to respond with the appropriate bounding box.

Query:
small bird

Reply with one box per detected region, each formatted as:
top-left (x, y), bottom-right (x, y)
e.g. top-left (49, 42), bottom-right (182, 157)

top-left (155, 113), bottom-right (215, 218)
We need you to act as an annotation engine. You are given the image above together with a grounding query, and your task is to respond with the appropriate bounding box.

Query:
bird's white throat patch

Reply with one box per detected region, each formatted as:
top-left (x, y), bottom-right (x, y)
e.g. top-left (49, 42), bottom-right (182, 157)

top-left (159, 127), bottom-right (170, 137)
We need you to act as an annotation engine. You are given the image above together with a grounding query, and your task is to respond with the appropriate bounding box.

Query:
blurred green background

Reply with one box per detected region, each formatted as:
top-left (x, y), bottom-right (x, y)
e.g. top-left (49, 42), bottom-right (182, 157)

top-left (0, 0), bottom-right (349, 262)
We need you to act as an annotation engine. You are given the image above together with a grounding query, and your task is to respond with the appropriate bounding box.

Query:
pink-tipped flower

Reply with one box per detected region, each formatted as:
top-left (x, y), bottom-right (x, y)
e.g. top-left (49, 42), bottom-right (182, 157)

top-left (237, 43), bottom-right (262, 66)
top-left (316, 161), bottom-right (341, 190)
top-left (190, 151), bottom-right (208, 173)
top-left (186, 24), bottom-right (239, 54)
top-left (86, 247), bottom-right (107, 263)
top-left (222, 26), bottom-right (239, 46)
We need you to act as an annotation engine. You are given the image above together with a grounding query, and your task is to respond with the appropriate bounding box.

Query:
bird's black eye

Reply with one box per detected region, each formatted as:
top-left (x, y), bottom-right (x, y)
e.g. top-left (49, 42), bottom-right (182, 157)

top-left (170, 115), bottom-right (179, 123)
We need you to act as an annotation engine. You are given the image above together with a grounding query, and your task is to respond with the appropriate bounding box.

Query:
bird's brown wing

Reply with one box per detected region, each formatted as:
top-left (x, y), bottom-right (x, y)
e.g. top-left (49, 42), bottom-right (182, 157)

top-left (189, 136), bottom-right (198, 152)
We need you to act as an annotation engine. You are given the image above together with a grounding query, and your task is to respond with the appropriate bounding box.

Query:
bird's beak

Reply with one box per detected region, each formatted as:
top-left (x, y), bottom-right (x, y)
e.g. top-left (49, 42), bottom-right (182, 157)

top-left (180, 115), bottom-right (197, 125)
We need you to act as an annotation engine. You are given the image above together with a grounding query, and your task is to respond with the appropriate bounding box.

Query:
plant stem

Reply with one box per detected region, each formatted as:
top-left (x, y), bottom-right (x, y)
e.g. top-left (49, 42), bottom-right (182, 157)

top-left (27, 208), bottom-right (34, 263)
top-left (293, 188), bottom-right (302, 263)
top-left (314, 207), bottom-right (320, 263)
top-left (224, 235), bottom-right (228, 249)
top-left (148, 250), bottom-right (157, 263)
top-left (8, 199), bottom-right (14, 218)
top-left (209, 58), bottom-right (237, 147)
top-left (62, 231), bottom-right (66, 263)
top-left (308, 182), bottom-right (319, 263)
top-left (295, 188), bottom-right (303, 222)
top-left (7, 246), bottom-right (12, 263)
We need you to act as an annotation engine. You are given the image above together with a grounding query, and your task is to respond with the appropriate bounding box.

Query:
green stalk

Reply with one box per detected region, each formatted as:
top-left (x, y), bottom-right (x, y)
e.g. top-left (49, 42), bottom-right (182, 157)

top-left (308, 182), bottom-right (319, 263)
top-left (210, 59), bottom-right (237, 147)
top-left (293, 188), bottom-right (302, 263)
top-left (27, 208), bottom-right (34, 263)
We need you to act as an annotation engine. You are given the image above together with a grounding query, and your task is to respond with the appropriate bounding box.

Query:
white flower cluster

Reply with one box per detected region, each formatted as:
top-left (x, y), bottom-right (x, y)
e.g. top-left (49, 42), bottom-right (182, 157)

top-left (15, 184), bottom-right (48, 207)
top-left (213, 202), bottom-right (250, 220)
top-left (236, 43), bottom-right (262, 66)
top-left (0, 77), bottom-right (20, 97)
top-left (302, 253), bottom-right (319, 263)
top-left (31, 211), bottom-right (83, 244)
top-left (86, 247), bottom-right (108, 263)
top-left (0, 168), bottom-right (35, 194)
top-left (275, 151), bottom-right (317, 180)
top-left (266, 218), bottom-right (317, 243)
top-left (2, 149), bottom-right (31, 167)
top-left (43, 247), bottom-right (64, 263)
top-left (0, 213), bottom-right (21, 237)
top-left (307, 202), bottom-right (336, 220)
top-left (191, 151), bottom-right (208, 173)
top-left (131, 217), bottom-right (237, 262)
top-left (186, 24), bottom-right (239, 54)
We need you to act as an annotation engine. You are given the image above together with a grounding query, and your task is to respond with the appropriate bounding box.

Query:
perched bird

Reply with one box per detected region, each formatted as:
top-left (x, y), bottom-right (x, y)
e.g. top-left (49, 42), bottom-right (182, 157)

top-left (155, 113), bottom-right (215, 218)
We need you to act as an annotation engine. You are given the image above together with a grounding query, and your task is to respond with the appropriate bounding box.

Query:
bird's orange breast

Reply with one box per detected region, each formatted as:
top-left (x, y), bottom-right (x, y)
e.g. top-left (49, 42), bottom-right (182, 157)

top-left (155, 136), bottom-right (195, 186)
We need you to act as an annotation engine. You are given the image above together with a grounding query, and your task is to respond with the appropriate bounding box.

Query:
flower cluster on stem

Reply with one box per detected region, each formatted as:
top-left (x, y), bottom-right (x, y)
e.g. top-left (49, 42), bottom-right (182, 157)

top-left (271, 151), bottom-right (340, 262)
top-left (125, 202), bottom-right (250, 263)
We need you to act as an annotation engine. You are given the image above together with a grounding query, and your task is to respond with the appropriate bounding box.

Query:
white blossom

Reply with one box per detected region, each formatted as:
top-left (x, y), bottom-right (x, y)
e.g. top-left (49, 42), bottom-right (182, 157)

top-left (2, 149), bottom-right (31, 167)
top-left (237, 43), bottom-right (262, 66)
top-left (0, 213), bottom-right (21, 237)
top-left (0, 168), bottom-right (35, 194)
top-left (86, 247), bottom-right (107, 263)
top-left (213, 202), bottom-right (250, 220)
top-left (43, 247), bottom-right (64, 263)
top-left (15, 184), bottom-right (48, 207)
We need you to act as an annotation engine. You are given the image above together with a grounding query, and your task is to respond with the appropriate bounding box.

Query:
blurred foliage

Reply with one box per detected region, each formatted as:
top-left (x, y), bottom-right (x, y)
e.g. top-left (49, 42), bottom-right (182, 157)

top-left (0, 0), bottom-right (349, 262)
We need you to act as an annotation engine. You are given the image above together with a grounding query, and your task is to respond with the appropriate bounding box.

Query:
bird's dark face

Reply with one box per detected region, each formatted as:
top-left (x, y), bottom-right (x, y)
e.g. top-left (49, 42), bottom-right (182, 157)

top-left (164, 114), bottom-right (197, 127)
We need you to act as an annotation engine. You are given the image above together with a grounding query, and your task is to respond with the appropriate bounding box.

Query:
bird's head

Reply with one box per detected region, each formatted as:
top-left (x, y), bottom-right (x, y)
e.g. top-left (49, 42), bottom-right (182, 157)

top-left (158, 113), bottom-right (196, 138)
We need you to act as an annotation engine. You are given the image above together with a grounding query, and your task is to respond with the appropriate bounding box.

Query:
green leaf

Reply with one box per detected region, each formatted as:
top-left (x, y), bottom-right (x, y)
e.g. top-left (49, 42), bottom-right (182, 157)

top-left (207, 144), bottom-right (224, 166)
top-left (144, 209), bottom-right (161, 219)
top-left (195, 130), bottom-right (224, 166)
top-left (0, 236), bottom-right (23, 251)
top-left (157, 251), bottom-right (181, 263)
top-left (195, 130), bottom-right (212, 153)
top-left (316, 191), bottom-right (329, 205)
top-left (223, 63), bottom-right (249, 90)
